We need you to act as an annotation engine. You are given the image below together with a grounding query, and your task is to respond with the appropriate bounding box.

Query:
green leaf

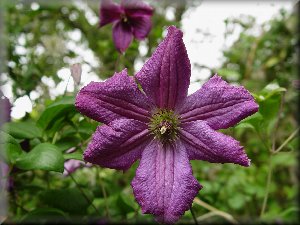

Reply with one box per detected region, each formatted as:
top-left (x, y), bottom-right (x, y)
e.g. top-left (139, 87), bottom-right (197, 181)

top-left (256, 82), bottom-right (286, 125)
top-left (2, 121), bottom-right (42, 139)
top-left (37, 96), bottom-right (76, 132)
top-left (15, 143), bottom-right (64, 172)
top-left (21, 208), bottom-right (68, 224)
top-left (40, 188), bottom-right (93, 214)
top-left (217, 68), bottom-right (240, 81)
top-left (265, 56), bottom-right (280, 68)
top-left (63, 152), bottom-right (83, 161)
top-left (237, 112), bottom-right (263, 132)
top-left (259, 82), bottom-right (286, 100)
top-left (78, 119), bottom-right (98, 139)
top-left (259, 94), bottom-right (281, 122)
top-left (116, 194), bottom-right (136, 216)
top-left (271, 152), bottom-right (296, 167)
top-left (0, 131), bottom-right (24, 164)
top-left (56, 136), bottom-right (80, 152)
top-left (228, 193), bottom-right (245, 210)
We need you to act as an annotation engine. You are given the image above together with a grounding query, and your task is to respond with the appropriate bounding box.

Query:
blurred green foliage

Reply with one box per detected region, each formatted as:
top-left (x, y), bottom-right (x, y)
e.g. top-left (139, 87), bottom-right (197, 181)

top-left (0, 1), bottom-right (298, 224)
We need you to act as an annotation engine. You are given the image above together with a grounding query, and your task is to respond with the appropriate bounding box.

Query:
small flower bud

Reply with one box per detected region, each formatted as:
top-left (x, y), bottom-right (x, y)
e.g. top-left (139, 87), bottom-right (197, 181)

top-left (70, 63), bottom-right (82, 85)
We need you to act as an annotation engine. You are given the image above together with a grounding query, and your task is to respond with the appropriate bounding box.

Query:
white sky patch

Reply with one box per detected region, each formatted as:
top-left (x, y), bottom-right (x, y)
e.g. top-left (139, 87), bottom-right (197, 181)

top-left (165, 6), bottom-right (176, 21)
top-left (182, 0), bottom-right (294, 94)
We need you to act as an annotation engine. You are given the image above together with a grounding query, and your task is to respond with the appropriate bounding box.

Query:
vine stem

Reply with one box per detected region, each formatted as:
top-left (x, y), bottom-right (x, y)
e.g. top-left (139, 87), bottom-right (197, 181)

top-left (260, 155), bottom-right (273, 217)
top-left (65, 167), bottom-right (100, 215)
top-left (190, 206), bottom-right (199, 225)
top-left (97, 167), bottom-right (110, 219)
top-left (273, 127), bottom-right (299, 154)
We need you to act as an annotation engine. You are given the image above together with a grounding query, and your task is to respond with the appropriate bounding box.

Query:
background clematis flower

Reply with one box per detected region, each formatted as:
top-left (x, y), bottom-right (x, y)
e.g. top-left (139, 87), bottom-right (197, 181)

top-left (75, 26), bottom-right (258, 223)
top-left (63, 159), bottom-right (92, 176)
top-left (99, 0), bottom-right (153, 53)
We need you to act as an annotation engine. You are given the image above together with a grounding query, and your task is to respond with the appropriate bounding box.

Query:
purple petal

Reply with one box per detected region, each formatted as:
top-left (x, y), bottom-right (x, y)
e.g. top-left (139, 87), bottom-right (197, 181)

top-left (112, 21), bottom-right (133, 53)
top-left (0, 92), bottom-right (11, 126)
top-left (75, 69), bottom-right (153, 124)
top-left (84, 119), bottom-right (151, 170)
top-left (131, 16), bottom-right (152, 40)
top-left (132, 140), bottom-right (201, 223)
top-left (135, 26), bottom-right (191, 110)
top-left (99, 0), bottom-right (123, 27)
top-left (122, 0), bottom-right (153, 17)
top-left (179, 75), bottom-right (259, 130)
top-left (180, 120), bottom-right (250, 166)
top-left (63, 159), bottom-right (83, 176)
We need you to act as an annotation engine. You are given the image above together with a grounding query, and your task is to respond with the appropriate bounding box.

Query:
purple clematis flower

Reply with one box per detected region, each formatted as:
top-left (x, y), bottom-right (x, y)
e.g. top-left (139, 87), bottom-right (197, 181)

top-left (99, 0), bottom-right (153, 53)
top-left (75, 26), bottom-right (258, 223)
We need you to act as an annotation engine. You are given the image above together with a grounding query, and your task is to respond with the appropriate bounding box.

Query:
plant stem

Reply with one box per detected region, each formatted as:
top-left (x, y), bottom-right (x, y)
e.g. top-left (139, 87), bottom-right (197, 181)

top-left (195, 211), bottom-right (216, 222)
top-left (193, 198), bottom-right (238, 224)
top-left (114, 53), bottom-right (122, 71)
top-left (271, 93), bottom-right (285, 151)
top-left (51, 132), bottom-right (58, 145)
top-left (273, 127), bottom-right (299, 154)
top-left (190, 207), bottom-right (199, 225)
top-left (65, 167), bottom-right (100, 215)
top-left (260, 155), bottom-right (273, 218)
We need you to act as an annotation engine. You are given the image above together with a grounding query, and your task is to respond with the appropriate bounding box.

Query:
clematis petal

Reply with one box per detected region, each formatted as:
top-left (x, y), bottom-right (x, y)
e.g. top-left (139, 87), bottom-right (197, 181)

top-left (99, 0), bottom-right (123, 27)
top-left (75, 69), bottom-right (153, 124)
top-left (122, 0), bottom-right (153, 17)
top-left (179, 75), bottom-right (259, 130)
top-left (112, 21), bottom-right (133, 53)
top-left (84, 119), bottom-right (151, 170)
top-left (180, 120), bottom-right (250, 166)
top-left (132, 140), bottom-right (201, 224)
top-left (131, 16), bottom-right (152, 40)
top-left (135, 26), bottom-right (191, 110)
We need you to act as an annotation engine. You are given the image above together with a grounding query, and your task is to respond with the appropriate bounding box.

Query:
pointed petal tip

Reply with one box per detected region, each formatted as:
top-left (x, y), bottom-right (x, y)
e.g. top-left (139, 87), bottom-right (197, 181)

top-left (166, 25), bottom-right (183, 37)
top-left (236, 146), bottom-right (251, 167)
top-left (247, 158), bottom-right (251, 167)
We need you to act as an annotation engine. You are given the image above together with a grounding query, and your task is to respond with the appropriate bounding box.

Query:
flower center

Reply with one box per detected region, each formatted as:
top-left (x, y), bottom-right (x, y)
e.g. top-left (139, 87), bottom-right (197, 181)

top-left (149, 109), bottom-right (180, 144)
top-left (120, 14), bottom-right (128, 23)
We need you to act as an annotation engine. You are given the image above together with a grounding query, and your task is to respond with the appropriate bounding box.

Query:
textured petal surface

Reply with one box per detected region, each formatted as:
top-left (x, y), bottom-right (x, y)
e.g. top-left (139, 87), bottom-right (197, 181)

top-left (99, 0), bottom-right (123, 27)
top-left (131, 16), bottom-right (152, 40)
top-left (179, 120), bottom-right (250, 166)
top-left (132, 140), bottom-right (201, 224)
top-left (84, 119), bottom-right (151, 170)
top-left (122, 0), bottom-right (153, 17)
top-left (113, 21), bottom-right (133, 53)
top-left (75, 69), bottom-right (153, 124)
top-left (179, 75), bottom-right (259, 130)
top-left (135, 26), bottom-right (191, 110)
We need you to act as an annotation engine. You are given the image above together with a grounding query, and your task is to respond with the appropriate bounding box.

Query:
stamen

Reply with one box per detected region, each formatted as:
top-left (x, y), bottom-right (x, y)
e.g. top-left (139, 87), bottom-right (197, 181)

top-left (160, 126), bottom-right (167, 134)
top-left (149, 109), bottom-right (180, 144)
